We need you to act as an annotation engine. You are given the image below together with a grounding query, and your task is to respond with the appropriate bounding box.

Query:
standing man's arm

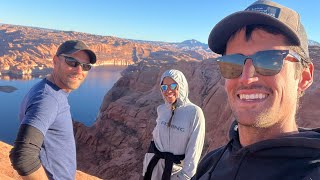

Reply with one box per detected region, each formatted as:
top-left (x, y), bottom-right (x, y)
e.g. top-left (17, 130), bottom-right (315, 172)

top-left (9, 124), bottom-right (48, 180)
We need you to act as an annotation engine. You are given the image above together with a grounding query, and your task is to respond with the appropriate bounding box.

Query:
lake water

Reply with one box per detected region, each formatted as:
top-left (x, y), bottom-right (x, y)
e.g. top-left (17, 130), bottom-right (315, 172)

top-left (0, 66), bottom-right (126, 145)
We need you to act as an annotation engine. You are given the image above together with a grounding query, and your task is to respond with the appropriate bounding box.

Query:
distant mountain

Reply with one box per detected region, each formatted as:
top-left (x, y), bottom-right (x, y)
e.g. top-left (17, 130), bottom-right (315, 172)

top-left (173, 39), bottom-right (209, 50)
top-left (0, 24), bottom-right (218, 77)
top-left (309, 40), bottom-right (320, 47)
top-left (180, 39), bottom-right (207, 46)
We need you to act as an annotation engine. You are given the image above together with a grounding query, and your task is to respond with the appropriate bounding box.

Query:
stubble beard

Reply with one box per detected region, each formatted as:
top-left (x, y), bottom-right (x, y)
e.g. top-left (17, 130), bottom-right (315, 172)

top-left (234, 96), bottom-right (300, 129)
top-left (65, 77), bottom-right (83, 90)
top-left (233, 107), bottom-right (278, 129)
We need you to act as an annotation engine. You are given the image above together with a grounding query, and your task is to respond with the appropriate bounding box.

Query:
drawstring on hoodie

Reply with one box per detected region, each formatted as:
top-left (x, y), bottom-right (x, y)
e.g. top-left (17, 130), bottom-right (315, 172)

top-left (167, 102), bottom-right (176, 127)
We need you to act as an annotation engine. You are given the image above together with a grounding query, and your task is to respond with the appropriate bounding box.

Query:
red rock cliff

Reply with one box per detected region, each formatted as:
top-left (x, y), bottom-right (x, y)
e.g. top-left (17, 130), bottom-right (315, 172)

top-left (0, 24), bottom-right (217, 77)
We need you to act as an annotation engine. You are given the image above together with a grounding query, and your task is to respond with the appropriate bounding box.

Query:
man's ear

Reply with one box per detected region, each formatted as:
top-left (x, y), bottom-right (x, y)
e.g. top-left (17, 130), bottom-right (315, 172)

top-left (53, 55), bottom-right (59, 66)
top-left (298, 62), bottom-right (314, 92)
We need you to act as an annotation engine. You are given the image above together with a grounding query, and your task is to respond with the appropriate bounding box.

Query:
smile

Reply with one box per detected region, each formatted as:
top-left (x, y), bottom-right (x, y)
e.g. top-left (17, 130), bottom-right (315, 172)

top-left (239, 93), bottom-right (267, 100)
top-left (68, 75), bottom-right (81, 80)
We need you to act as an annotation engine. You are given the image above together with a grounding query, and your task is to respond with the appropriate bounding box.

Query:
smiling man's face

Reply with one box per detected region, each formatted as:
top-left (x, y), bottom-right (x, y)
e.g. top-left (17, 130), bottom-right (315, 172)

top-left (224, 28), bottom-right (302, 128)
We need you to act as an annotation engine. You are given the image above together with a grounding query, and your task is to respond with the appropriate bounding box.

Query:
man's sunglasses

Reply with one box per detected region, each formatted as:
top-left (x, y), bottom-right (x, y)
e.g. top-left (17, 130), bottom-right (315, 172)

top-left (160, 83), bottom-right (178, 91)
top-left (215, 50), bottom-right (301, 79)
top-left (61, 55), bottom-right (92, 71)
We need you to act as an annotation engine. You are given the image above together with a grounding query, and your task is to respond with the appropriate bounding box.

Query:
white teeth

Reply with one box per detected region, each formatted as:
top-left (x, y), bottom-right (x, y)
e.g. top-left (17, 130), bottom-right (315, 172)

top-left (70, 75), bottom-right (79, 79)
top-left (239, 93), bottom-right (266, 100)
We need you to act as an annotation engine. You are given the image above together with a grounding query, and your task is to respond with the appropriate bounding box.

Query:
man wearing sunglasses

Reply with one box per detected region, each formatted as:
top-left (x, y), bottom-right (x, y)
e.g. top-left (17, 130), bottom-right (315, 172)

top-left (193, 0), bottom-right (319, 180)
top-left (10, 40), bottom-right (96, 180)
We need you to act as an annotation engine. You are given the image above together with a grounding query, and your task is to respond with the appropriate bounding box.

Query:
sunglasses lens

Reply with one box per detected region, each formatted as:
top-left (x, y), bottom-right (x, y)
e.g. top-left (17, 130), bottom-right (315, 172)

top-left (253, 50), bottom-right (285, 76)
top-left (170, 83), bottom-right (177, 90)
top-left (161, 85), bottom-right (168, 91)
top-left (217, 54), bottom-right (244, 79)
top-left (65, 57), bottom-right (78, 67)
top-left (82, 64), bottom-right (92, 71)
top-left (217, 50), bottom-right (288, 79)
top-left (161, 83), bottom-right (178, 91)
top-left (64, 56), bottom-right (92, 71)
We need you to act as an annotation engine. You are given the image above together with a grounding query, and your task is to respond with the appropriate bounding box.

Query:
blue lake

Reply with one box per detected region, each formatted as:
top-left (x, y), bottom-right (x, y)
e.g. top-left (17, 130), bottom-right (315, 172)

top-left (0, 66), bottom-right (126, 145)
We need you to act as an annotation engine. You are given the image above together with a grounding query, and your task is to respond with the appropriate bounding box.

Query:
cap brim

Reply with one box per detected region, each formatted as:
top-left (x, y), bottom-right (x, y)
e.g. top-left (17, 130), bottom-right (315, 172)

top-left (83, 50), bottom-right (97, 64)
top-left (208, 11), bottom-right (300, 54)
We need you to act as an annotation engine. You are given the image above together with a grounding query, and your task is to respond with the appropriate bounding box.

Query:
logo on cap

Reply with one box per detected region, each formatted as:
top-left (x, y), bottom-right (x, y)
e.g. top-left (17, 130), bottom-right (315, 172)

top-left (245, 4), bottom-right (280, 18)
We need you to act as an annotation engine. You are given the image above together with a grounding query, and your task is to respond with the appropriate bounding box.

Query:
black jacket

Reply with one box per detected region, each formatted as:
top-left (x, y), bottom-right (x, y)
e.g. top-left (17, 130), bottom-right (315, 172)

top-left (193, 121), bottom-right (320, 180)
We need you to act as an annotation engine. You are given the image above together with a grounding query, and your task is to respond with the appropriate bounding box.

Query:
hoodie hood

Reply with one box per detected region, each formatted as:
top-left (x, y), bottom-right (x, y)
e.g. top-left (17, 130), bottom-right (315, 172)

top-left (228, 121), bottom-right (320, 157)
top-left (160, 69), bottom-right (190, 107)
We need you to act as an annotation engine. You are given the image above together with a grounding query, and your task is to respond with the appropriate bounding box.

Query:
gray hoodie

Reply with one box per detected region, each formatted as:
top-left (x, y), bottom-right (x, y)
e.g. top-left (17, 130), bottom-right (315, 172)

top-left (143, 69), bottom-right (205, 180)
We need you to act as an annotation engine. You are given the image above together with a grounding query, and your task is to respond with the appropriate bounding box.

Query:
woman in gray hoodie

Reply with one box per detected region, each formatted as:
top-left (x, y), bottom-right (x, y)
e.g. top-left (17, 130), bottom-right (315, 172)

top-left (143, 69), bottom-right (205, 180)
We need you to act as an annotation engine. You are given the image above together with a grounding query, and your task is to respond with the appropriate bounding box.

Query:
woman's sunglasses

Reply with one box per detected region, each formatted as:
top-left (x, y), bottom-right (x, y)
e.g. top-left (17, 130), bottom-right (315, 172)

top-left (215, 50), bottom-right (301, 79)
top-left (62, 55), bottom-right (92, 71)
top-left (160, 83), bottom-right (178, 91)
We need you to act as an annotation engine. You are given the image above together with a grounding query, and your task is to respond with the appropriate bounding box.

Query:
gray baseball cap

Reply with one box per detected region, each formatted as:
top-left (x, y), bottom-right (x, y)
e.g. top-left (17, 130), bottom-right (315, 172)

top-left (208, 0), bottom-right (309, 60)
top-left (56, 40), bottom-right (97, 64)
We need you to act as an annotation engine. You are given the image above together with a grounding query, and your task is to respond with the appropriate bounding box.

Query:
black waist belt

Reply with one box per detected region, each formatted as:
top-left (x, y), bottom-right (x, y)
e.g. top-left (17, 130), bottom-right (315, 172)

top-left (144, 141), bottom-right (185, 180)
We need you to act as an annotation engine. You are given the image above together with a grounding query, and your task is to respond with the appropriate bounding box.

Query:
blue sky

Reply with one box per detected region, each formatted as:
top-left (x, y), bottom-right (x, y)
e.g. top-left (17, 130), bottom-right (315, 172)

top-left (1, 0), bottom-right (319, 44)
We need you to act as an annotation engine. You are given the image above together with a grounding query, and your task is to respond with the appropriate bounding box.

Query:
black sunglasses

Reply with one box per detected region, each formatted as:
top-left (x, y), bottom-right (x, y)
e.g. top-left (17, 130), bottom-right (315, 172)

top-left (215, 50), bottom-right (301, 79)
top-left (61, 55), bottom-right (92, 71)
top-left (160, 83), bottom-right (178, 91)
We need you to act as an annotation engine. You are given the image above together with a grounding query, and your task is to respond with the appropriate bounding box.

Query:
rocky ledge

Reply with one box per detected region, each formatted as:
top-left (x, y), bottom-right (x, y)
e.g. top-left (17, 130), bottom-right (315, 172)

top-left (0, 141), bottom-right (101, 179)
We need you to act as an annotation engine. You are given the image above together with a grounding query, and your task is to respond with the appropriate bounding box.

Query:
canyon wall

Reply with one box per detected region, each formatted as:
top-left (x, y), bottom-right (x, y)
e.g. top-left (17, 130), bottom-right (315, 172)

top-left (0, 24), bottom-right (217, 78)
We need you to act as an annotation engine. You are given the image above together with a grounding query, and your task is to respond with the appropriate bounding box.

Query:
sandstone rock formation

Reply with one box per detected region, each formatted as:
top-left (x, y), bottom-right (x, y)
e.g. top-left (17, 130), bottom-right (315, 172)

top-left (74, 45), bottom-right (320, 179)
top-left (0, 141), bottom-right (101, 180)
top-left (0, 24), bottom-right (217, 77)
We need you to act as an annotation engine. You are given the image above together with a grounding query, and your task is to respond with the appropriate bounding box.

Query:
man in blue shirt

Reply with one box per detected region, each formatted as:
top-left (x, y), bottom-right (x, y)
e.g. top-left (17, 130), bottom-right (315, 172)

top-left (10, 40), bottom-right (97, 180)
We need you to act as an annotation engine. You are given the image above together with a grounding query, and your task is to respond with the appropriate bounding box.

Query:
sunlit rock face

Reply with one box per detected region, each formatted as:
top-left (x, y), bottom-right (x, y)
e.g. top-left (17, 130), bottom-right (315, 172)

top-left (0, 24), bottom-right (217, 77)
top-left (0, 141), bottom-right (21, 180)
